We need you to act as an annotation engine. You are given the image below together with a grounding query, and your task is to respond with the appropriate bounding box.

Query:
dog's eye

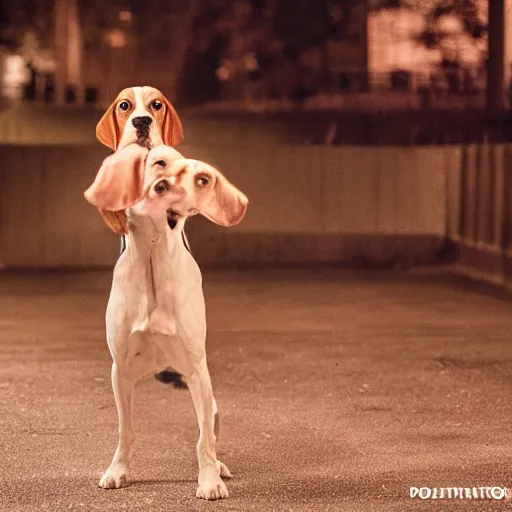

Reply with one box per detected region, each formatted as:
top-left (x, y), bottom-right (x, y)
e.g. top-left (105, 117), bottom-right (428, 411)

top-left (118, 100), bottom-right (131, 111)
top-left (155, 160), bottom-right (166, 167)
top-left (195, 174), bottom-right (210, 188)
top-left (154, 180), bottom-right (169, 194)
top-left (152, 100), bottom-right (163, 111)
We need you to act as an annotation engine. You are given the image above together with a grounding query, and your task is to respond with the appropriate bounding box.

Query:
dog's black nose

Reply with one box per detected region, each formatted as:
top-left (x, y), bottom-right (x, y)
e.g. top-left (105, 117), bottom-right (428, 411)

top-left (132, 116), bottom-right (152, 129)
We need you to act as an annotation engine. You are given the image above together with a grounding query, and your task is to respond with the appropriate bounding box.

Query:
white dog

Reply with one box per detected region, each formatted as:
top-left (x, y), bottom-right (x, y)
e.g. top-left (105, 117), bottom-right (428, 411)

top-left (84, 144), bottom-right (248, 500)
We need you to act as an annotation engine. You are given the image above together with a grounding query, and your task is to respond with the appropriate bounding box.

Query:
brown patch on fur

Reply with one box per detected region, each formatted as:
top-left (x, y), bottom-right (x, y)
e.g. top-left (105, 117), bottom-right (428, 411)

top-left (96, 89), bottom-right (136, 150)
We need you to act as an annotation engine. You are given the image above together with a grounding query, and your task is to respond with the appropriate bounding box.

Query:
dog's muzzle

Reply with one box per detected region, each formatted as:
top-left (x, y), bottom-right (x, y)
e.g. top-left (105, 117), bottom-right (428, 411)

top-left (132, 116), bottom-right (153, 145)
top-left (132, 116), bottom-right (152, 130)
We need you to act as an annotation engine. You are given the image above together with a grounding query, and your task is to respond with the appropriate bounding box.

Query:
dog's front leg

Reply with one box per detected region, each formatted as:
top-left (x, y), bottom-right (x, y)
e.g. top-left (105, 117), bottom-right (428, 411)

top-left (99, 362), bottom-right (135, 489)
top-left (188, 358), bottom-right (229, 500)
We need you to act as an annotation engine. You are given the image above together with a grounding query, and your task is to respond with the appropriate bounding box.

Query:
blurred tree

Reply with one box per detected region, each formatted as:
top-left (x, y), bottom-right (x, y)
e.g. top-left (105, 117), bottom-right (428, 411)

top-left (487, 0), bottom-right (505, 113)
top-left (0, 0), bottom-right (57, 100)
top-left (273, 0), bottom-right (330, 54)
top-left (176, 0), bottom-right (232, 104)
top-left (273, 0), bottom-right (368, 101)
top-left (417, 0), bottom-right (487, 93)
top-left (175, 0), bottom-right (373, 104)
top-left (162, 0), bottom-right (208, 103)
top-left (416, 0), bottom-right (486, 49)
top-left (370, 0), bottom-right (487, 94)
top-left (0, 0), bottom-right (53, 49)
top-left (369, 0), bottom-right (486, 43)
top-left (273, 0), bottom-right (364, 53)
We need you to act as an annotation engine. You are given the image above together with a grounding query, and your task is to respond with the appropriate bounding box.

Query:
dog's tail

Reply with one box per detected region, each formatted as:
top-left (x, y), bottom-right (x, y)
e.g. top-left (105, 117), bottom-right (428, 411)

top-left (154, 368), bottom-right (188, 389)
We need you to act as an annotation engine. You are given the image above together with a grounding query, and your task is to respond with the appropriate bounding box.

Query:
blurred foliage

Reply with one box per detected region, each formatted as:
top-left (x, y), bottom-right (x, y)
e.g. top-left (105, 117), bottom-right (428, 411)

top-left (0, 0), bottom-right (123, 50)
top-left (0, 0), bottom-right (493, 105)
top-left (176, 0), bottom-right (371, 103)
top-left (0, 0), bottom-right (489, 57)
top-left (273, 0), bottom-right (364, 53)
top-left (0, 0), bottom-right (53, 49)
top-left (419, 0), bottom-right (486, 48)
top-left (370, 0), bottom-right (487, 48)
top-left (273, 0), bottom-right (331, 53)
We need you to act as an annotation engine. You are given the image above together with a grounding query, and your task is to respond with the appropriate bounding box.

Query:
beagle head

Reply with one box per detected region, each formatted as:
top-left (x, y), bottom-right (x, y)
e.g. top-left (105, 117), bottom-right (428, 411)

top-left (96, 86), bottom-right (184, 151)
top-left (84, 145), bottom-right (248, 235)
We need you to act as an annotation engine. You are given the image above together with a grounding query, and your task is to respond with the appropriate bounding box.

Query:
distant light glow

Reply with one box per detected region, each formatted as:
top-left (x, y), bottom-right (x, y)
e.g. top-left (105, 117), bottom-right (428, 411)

top-left (2, 54), bottom-right (30, 99)
top-left (436, 15), bottom-right (464, 36)
top-left (119, 10), bottom-right (133, 23)
top-left (4, 55), bottom-right (26, 75)
top-left (244, 53), bottom-right (258, 72)
top-left (369, 10), bottom-right (429, 74)
top-left (216, 66), bottom-right (231, 81)
top-left (106, 30), bottom-right (127, 48)
top-left (329, 5), bottom-right (344, 23)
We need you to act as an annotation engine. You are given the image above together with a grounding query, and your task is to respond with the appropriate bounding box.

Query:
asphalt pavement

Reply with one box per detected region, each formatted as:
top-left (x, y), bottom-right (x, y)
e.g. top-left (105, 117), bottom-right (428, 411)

top-left (1, 268), bottom-right (512, 511)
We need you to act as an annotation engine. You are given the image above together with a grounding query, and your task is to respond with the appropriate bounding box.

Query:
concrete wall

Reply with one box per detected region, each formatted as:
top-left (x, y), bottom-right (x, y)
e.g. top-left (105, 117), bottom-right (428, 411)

top-left (0, 143), bottom-right (461, 268)
top-left (0, 145), bottom-right (113, 267)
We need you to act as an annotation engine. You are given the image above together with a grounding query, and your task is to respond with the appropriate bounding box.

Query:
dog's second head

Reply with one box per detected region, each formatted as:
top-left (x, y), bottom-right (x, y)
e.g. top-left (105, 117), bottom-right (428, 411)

top-left (96, 86), bottom-right (184, 151)
top-left (84, 145), bottom-right (248, 235)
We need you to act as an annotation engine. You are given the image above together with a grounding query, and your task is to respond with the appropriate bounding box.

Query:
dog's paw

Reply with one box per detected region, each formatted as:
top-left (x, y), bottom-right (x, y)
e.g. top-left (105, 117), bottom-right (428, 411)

top-left (216, 459), bottom-right (233, 479)
top-left (99, 465), bottom-right (129, 489)
top-left (196, 475), bottom-right (229, 500)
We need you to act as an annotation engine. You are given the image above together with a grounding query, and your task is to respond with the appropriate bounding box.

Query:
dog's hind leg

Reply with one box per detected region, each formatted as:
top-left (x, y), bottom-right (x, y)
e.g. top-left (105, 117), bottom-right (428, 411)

top-left (99, 362), bottom-right (136, 489)
top-left (188, 359), bottom-right (230, 500)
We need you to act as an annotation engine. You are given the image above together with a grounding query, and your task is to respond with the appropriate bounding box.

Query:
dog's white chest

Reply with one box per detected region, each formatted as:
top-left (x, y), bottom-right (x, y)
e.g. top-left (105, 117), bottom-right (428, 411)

top-left (106, 240), bottom-right (206, 377)
top-left (137, 308), bottom-right (176, 335)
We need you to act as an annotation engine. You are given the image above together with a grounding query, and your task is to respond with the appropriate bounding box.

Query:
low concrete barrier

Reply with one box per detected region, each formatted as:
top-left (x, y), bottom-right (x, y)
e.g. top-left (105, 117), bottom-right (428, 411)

top-left (0, 143), bottom-right (459, 268)
top-left (0, 145), bottom-right (112, 267)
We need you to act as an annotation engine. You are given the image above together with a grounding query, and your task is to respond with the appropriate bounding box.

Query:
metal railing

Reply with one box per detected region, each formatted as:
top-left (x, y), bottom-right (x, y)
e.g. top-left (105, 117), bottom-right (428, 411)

top-left (1, 67), bottom-right (492, 110)
top-left (447, 143), bottom-right (512, 287)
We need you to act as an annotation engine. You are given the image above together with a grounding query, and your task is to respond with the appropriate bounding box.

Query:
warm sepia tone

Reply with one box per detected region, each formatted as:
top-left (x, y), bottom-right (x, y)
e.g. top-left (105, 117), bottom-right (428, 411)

top-left (1, 1), bottom-right (512, 511)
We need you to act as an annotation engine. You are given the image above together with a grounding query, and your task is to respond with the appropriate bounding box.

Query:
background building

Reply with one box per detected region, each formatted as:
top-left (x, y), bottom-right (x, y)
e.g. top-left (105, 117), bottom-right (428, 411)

top-left (0, 0), bottom-right (511, 109)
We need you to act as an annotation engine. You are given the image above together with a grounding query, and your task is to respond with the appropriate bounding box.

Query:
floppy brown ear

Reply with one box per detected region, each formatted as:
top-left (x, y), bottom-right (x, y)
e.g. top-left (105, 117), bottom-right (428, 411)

top-left (84, 144), bottom-right (149, 212)
top-left (96, 101), bottom-right (118, 150)
top-left (99, 209), bottom-right (128, 236)
top-left (162, 96), bottom-right (184, 147)
top-left (201, 165), bottom-right (248, 227)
